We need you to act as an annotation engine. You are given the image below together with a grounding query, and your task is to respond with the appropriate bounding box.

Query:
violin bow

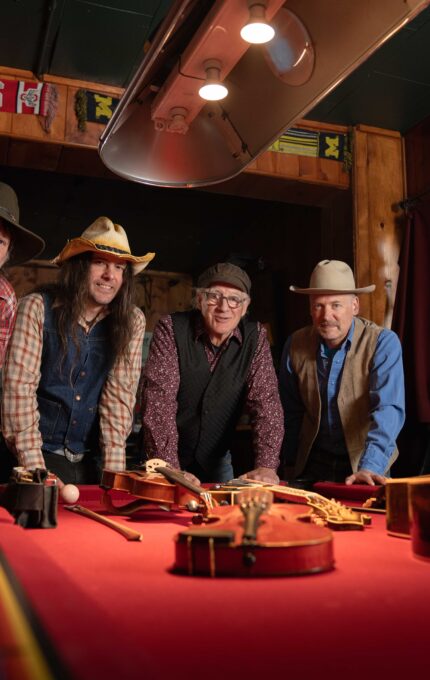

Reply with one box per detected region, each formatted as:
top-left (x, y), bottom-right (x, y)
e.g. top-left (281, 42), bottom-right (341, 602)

top-left (64, 504), bottom-right (143, 541)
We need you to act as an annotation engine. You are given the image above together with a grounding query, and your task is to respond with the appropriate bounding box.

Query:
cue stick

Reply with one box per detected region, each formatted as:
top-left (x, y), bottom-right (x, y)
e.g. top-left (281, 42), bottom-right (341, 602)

top-left (64, 504), bottom-right (143, 541)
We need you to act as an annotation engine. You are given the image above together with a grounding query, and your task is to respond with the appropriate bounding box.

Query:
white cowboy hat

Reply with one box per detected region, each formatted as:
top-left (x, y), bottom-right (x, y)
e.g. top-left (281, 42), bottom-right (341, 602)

top-left (290, 259), bottom-right (375, 294)
top-left (52, 216), bottom-right (155, 275)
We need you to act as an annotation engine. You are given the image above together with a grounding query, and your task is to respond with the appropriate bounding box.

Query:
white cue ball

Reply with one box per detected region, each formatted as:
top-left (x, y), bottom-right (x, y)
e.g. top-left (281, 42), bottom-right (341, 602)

top-left (61, 484), bottom-right (80, 504)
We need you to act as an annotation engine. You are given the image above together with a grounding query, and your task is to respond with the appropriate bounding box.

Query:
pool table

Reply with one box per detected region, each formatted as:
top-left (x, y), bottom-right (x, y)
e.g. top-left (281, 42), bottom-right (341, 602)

top-left (0, 484), bottom-right (428, 680)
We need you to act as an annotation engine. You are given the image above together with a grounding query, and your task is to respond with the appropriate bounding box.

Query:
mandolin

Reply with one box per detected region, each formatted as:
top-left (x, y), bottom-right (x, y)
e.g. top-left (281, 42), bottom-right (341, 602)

top-left (174, 487), bottom-right (334, 577)
top-left (207, 479), bottom-right (371, 530)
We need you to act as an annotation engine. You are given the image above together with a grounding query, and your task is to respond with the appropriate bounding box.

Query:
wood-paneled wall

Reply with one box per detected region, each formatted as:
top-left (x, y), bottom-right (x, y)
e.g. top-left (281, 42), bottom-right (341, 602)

top-left (353, 125), bottom-right (406, 327)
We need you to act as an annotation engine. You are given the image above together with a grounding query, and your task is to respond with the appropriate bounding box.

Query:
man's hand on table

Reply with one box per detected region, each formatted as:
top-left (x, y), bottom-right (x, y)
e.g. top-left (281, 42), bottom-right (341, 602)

top-left (240, 467), bottom-right (279, 484)
top-left (345, 469), bottom-right (386, 486)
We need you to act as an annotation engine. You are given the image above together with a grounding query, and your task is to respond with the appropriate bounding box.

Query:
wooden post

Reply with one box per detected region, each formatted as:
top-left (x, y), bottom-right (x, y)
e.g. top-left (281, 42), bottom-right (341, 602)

top-left (353, 125), bottom-right (406, 327)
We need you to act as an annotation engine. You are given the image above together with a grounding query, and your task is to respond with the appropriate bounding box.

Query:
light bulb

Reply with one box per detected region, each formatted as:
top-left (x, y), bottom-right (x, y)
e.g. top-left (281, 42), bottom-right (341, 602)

top-left (198, 59), bottom-right (228, 101)
top-left (240, 2), bottom-right (275, 45)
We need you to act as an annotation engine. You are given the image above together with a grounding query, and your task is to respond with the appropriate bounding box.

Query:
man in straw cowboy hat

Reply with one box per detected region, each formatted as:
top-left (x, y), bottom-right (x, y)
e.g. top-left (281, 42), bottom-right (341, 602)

top-left (279, 259), bottom-right (405, 486)
top-left (140, 262), bottom-right (284, 484)
top-left (0, 216), bottom-right (154, 484)
top-left (0, 181), bottom-right (45, 366)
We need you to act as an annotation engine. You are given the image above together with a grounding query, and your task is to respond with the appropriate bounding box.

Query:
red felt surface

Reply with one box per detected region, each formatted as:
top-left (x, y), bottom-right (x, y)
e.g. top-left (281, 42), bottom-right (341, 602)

top-left (313, 481), bottom-right (383, 501)
top-left (0, 486), bottom-right (428, 680)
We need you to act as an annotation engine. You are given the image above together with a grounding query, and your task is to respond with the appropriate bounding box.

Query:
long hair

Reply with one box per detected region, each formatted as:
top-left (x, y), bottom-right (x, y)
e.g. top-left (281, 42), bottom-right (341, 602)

top-left (43, 253), bottom-right (136, 365)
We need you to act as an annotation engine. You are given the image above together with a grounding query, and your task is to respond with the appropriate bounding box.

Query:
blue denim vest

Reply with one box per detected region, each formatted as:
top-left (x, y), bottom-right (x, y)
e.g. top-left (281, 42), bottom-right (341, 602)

top-left (38, 294), bottom-right (112, 455)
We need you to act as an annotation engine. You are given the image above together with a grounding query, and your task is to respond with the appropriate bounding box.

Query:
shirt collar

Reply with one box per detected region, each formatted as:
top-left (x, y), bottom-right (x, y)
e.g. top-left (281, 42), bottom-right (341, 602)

top-left (78, 307), bottom-right (110, 331)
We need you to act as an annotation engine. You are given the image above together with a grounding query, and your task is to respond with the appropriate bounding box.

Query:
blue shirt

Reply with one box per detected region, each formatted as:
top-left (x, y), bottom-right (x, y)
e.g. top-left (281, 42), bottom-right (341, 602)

top-left (279, 318), bottom-right (405, 475)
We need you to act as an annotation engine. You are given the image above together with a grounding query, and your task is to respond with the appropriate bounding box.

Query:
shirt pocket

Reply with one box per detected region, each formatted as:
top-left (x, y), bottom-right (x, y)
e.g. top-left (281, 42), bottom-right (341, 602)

top-left (38, 395), bottom-right (63, 440)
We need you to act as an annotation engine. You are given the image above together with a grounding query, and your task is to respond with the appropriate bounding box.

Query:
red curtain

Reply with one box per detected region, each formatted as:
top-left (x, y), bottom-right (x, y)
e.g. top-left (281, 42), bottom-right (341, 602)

top-left (392, 202), bottom-right (430, 474)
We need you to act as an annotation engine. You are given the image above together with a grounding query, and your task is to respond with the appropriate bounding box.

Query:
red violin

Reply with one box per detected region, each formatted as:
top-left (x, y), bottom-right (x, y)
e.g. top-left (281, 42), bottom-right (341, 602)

top-left (173, 487), bottom-right (334, 577)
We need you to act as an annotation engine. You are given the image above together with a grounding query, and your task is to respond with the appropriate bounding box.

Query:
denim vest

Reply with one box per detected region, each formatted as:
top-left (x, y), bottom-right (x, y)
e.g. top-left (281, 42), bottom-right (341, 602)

top-left (38, 295), bottom-right (112, 455)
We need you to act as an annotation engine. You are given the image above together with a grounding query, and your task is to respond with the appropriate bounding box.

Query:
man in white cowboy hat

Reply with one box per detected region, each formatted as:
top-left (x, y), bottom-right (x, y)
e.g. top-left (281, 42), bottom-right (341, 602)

top-left (140, 262), bottom-right (284, 484)
top-left (279, 259), bottom-right (405, 486)
top-left (0, 181), bottom-right (45, 366)
top-left (0, 216), bottom-right (154, 484)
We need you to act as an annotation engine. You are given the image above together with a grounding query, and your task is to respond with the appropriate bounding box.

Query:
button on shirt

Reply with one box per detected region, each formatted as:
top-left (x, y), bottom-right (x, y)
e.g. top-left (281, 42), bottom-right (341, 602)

top-left (314, 341), bottom-right (349, 456)
top-left (280, 318), bottom-right (405, 475)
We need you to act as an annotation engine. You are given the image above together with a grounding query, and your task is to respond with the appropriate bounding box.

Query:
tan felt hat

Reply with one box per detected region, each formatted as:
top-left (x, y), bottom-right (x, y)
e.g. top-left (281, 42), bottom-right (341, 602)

top-left (290, 259), bottom-right (375, 294)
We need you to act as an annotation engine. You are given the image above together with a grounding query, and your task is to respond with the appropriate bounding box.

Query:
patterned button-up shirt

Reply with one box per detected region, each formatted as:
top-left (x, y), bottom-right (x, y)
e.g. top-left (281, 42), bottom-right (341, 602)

top-left (1, 293), bottom-right (145, 470)
top-left (0, 274), bottom-right (17, 368)
top-left (141, 314), bottom-right (284, 471)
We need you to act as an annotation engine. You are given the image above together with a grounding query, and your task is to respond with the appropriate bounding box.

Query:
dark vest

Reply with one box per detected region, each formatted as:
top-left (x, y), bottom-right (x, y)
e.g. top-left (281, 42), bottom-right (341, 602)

top-left (38, 294), bottom-right (113, 455)
top-left (171, 311), bottom-right (258, 473)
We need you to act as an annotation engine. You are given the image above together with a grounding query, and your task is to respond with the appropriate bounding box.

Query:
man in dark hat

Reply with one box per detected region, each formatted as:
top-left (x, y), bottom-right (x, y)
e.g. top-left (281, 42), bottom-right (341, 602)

top-left (0, 181), bottom-right (45, 365)
top-left (1, 216), bottom-right (155, 484)
top-left (280, 260), bottom-right (405, 486)
top-left (140, 262), bottom-right (284, 484)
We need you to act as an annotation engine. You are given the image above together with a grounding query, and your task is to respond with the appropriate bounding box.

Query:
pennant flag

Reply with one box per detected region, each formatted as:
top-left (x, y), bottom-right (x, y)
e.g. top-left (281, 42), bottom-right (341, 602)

top-left (0, 78), bottom-right (58, 131)
top-left (270, 126), bottom-right (351, 168)
top-left (74, 89), bottom-right (120, 131)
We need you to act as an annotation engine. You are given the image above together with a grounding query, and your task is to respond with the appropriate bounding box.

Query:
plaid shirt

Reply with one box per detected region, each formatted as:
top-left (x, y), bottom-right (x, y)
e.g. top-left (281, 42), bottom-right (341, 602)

top-left (141, 314), bottom-right (284, 470)
top-left (0, 274), bottom-right (17, 368)
top-left (1, 293), bottom-right (145, 470)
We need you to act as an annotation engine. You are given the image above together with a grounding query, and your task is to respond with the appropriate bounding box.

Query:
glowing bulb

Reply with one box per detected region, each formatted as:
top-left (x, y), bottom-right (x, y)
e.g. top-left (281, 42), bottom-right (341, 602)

top-left (240, 2), bottom-right (275, 45)
top-left (198, 59), bottom-right (228, 101)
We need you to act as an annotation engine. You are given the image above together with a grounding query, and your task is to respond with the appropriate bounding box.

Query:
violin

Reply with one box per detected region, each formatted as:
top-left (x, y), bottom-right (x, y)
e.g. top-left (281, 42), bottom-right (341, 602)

top-left (174, 487), bottom-right (334, 577)
top-left (207, 479), bottom-right (371, 530)
top-left (100, 460), bottom-right (216, 517)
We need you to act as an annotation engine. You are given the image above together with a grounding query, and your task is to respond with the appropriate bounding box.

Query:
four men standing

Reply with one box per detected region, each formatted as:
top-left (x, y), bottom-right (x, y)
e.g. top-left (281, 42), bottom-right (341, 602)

top-left (0, 204), bottom-right (405, 489)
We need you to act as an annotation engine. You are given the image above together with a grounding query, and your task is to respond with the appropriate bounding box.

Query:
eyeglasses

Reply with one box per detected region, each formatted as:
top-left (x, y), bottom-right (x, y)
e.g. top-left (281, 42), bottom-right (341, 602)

top-left (203, 290), bottom-right (247, 309)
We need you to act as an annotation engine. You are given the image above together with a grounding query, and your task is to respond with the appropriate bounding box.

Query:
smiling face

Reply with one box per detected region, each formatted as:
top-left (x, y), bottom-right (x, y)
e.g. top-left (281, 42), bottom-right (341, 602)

top-left (85, 253), bottom-right (126, 317)
top-left (310, 293), bottom-right (359, 348)
top-left (0, 219), bottom-right (12, 269)
top-left (197, 283), bottom-right (250, 346)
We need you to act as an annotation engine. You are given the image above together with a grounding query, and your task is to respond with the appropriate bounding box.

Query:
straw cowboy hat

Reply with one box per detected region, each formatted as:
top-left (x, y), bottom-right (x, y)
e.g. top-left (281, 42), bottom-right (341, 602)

top-left (0, 182), bottom-right (45, 266)
top-left (290, 259), bottom-right (375, 295)
top-left (52, 216), bottom-right (155, 275)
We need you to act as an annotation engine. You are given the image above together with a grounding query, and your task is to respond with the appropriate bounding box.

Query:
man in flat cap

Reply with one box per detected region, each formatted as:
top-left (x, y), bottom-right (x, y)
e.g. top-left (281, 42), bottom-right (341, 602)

top-left (280, 260), bottom-right (405, 486)
top-left (0, 181), bottom-right (45, 366)
top-left (0, 216), bottom-right (155, 484)
top-left (140, 262), bottom-right (284, 484)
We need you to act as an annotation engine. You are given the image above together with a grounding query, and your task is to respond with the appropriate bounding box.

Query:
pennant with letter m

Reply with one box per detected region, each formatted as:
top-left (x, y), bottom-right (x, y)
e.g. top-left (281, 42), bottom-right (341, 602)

top-left (74, 89), bottom-right (120, 131)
